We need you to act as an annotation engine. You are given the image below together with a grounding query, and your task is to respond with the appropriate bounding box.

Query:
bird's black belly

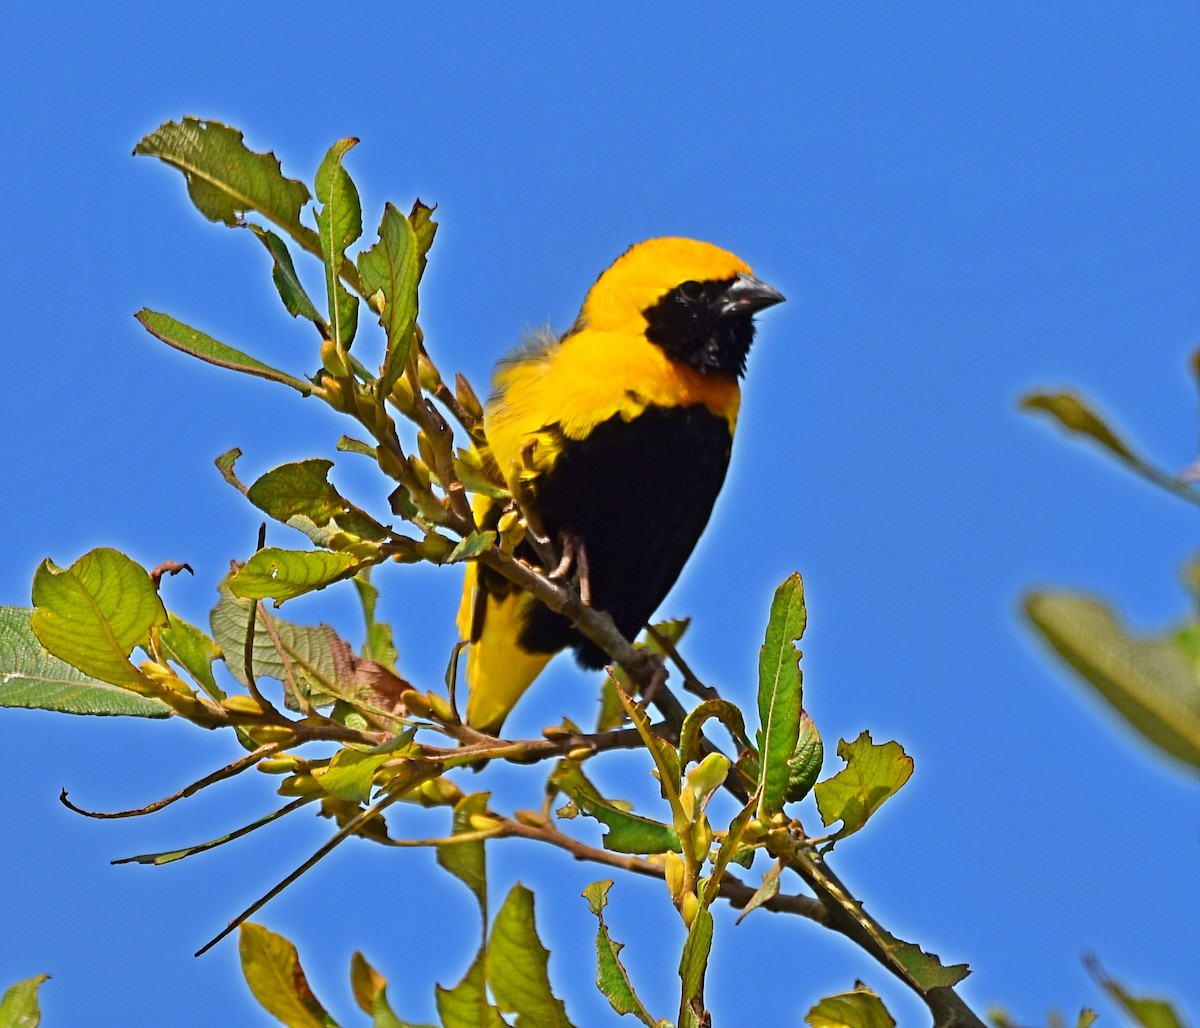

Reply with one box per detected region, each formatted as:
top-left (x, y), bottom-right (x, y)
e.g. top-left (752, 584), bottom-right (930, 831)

top-left (518, 403), bottom-right (733, 667)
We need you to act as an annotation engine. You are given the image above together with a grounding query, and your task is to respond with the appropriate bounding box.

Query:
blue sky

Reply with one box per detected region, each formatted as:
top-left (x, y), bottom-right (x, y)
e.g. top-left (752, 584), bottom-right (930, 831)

top-left (3, 4), bottom-right (1198, 1025)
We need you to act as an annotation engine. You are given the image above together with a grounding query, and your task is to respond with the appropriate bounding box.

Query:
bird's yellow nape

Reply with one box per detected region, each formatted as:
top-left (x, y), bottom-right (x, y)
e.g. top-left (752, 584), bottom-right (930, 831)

top-left (578, 238), bottom-right (753, 332)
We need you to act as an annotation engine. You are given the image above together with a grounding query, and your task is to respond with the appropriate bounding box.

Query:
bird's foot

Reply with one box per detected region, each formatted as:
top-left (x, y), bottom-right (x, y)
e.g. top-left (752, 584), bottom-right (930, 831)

top-left (548, 530), bottom-right (592, 605)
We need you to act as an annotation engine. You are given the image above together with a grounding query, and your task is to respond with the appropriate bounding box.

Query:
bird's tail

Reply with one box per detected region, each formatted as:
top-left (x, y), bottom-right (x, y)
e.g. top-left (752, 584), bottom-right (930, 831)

top-left (457, 561), bottom-right (553, 734)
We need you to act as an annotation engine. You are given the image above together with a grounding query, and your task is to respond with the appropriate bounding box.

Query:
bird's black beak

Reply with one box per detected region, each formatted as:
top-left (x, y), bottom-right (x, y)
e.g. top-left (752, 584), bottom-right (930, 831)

top-left (717, 273), bottom-right (785, 317)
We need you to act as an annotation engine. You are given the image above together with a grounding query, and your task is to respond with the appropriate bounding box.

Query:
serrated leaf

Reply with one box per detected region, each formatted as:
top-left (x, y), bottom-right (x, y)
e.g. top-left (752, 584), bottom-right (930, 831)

top-left (31, 548), bottom-right (168, 690)
top-left (814, 732), bottom-right (913, 843)
top-left (488, 885), bottom-right (573, 1028)
top-left (409, 199), bottom-right (438, 280)
top-left (551, 761), bottom-right (681, 855)
top-left (805, 986), bottom-right (896, 1028)
top-left (134, 118), bottom-right (313, 239)
top-left (229, 548), bottom-right (364, 605)
top-left (878, 930), bottom-right (970, 989)
top-left (1025, 590), bottom-right (1200, 772)
top-left (757, 573), bottom-right (806, 819)
top-left (136, 309), bottom-right (312, 393)
top-left (210, 579), bottom-right (343, 705)
top-left (0, 607), bottom-right (170, 718)
top-left (582, 881), bottom-right (656, 1027)
top-left (0, 973), bottom-right (49, 1027)
top-left (250, 225), bottom-right (326, 326)
top-left (247, 459), bottom-right (389, 547)
top-left (315, 138), bottom-right (362, 353)
top-left (360, 204), bottom-right (420, 397)
top-left (436, 950), bottom-right (506, 1028)
top-left (238, 923), bottom-right (339, 1028)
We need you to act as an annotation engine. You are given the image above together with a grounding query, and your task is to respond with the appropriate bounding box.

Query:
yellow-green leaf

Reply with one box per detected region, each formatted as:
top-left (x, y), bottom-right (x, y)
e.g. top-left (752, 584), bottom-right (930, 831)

top-left (1025, 590), bottom-right (1200, 773)
top-left (31, 548), bottom-right (168, 689)
top-left (238, 923), bottom-right (339, 1028)
top-left (0, 973), bottom-right (49, 1027)
top-left (582, 881), bottom-right (656, 1027)
top-left (487, 885), bottom-right (573, 1028)
top-left (814, 731), bottom-right (913, 843)
top-left (805, 985), bottom-right (896, 1028)
top-left (229, 548), bottom-right (364, 605)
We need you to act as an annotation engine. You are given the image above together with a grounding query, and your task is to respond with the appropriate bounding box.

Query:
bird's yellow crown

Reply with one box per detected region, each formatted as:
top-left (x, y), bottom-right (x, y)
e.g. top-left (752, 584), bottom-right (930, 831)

top-left (577, 237), bottom-right (753, 332)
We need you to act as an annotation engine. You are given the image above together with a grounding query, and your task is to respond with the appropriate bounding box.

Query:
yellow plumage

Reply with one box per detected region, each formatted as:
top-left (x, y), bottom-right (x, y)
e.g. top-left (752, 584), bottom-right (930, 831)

top-left (458, 237), bottom-right (784, 733)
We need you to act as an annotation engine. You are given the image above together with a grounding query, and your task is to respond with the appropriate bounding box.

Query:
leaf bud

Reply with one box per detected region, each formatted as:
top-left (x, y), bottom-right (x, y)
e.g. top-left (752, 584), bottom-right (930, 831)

top-left (680, 891), bottom-right (701, 929)
top-left (418, 777), bottom-right (464, 806)
top-left (257, 755), bottom-right (302, 775)
top-left (566, 745), bottom-right (595, 761)
top-left (425, 691), bottom-right (456, 723)
top-left (417, 352), bottom-right (442, 392)
top-left (220, 694), bottom-right (268, 716)
top-left (320, 338), bottom-right (351, 378)
top-left (514, 809), bottom-right (548, 827)
top-left (400, 689), bottom-right (432, 717)
top-left (467, 813), bottom-right (502, 833)
top-left (278, 773), bottom-right (321, 797)
top-left (388, 374), bottom-right (415, 413)
top-left (416, 534), bottom-right (455, 563)
top-left (245, 724), bottom-right (296, 745)
top-left (690, 815), bottom-right (713, 865)
top-left (663, 851), bottom-right (686, 902)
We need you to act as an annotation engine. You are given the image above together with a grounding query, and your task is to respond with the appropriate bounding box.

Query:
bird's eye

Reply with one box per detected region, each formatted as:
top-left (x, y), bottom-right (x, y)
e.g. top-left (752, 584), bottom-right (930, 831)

top-left (677, 280), bottom-right (703, 302)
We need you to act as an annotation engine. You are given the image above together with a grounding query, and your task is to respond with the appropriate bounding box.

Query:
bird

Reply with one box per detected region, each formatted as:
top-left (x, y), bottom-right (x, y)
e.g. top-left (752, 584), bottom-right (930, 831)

top-left (457, 237), bottom-right (784, 734)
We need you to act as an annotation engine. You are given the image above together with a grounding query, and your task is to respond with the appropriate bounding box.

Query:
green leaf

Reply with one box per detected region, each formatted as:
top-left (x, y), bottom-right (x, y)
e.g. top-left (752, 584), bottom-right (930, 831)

top-left (0, 973), bottom-right (49, 1027)
top-left (314, 138), bottom-right (362, 353)
top-left (136, 309), bottom-right (312, 394)
top-left (238, 923), bottom-right (340, 1028)
top-left (677, 907), bottom-right (713, 1028)
top-left (814, 731), bottom-right (913, 843)
top-left (805, 985), bottom-right (896, 1028)
top-left (1088, 957), bottom-right (1185, 1028)
top-left (229, 548), bottom-right (364, 605)
top-left (757, 572), bottom-right (806, 819)
top-left (360, 204), bottom-right (420, 397)
top-left (488, 885), bottom-right (573, 1028)
top-left (437, 793), bottom-right (491, 914)
top-left (30, 548), bottom-right (168, 689)
top-left (1025, 590), bottom-right (1200, 772)
top-left (250, 225), bottom-right (327, 327)
top-left (354, 571), bottom-right (399, 668)
top-left (247, 459), bottom-right (389, 546)
top-left (436, 950), bottom-right (506, 1028)
top-left (134, 118), bottom-right (314, 241)
top-left (312, 741), bottom-right (407, 804)
top-left (0, 607), bottom-right (170, 718)
top-left (210, 580), bottom-right (342, 704)
top-left (158, 612), bottom-right (225, 701)
top-left (552, 761), bottom-right (681, 855)
top-left (679, 698), bottom-right (749, 768)
top-left (878, 930), bottom-right (970, 989)
top-left (582, 881), bottom-right (656, 1027)
top-left (446, 531), bottom-right (496, 564)
top-left (786, 713), bottom-right (824, 803)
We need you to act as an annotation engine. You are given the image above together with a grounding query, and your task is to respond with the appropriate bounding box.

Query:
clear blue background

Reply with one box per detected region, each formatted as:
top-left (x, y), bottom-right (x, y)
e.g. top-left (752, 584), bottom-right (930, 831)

top-left (3, 5), bottom-right (1197, 1026)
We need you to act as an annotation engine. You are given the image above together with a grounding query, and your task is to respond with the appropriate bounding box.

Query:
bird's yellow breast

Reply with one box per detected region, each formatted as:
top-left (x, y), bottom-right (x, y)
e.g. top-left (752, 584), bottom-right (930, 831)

top-left (485, 329), bottom-right (741, 488)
